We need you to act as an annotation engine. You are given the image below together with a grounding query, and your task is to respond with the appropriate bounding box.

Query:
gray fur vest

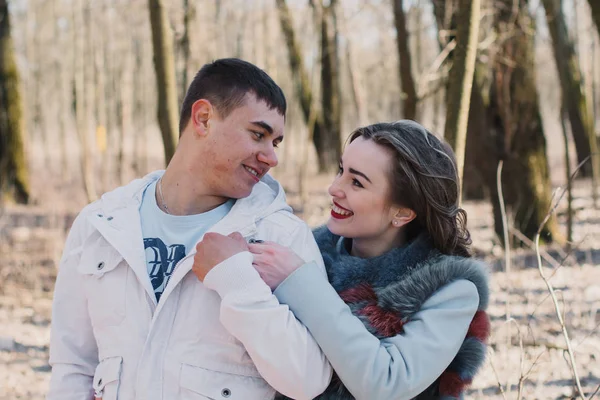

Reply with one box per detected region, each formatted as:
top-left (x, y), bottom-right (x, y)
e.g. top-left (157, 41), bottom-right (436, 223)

top-left (280, 227), bottom-right (490, 400)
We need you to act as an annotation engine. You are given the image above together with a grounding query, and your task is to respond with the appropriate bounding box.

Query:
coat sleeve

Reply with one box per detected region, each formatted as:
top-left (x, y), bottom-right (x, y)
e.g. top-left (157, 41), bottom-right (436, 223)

top-left (47, 213), bottom-right (99, 400)
top-left (203, 221), bottom-right (332, 400)
top-left (273, 262), bottom-right (479, 400)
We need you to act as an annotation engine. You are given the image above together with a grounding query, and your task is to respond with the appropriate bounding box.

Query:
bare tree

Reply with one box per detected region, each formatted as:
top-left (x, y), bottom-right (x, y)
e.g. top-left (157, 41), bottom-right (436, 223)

top-left (392, 0), bottom-right (417, 120)
top-left (52, 0), bottom-right (70, 180)
top-left (180, 0), bottom-right (195, 101)
top-left (73, 0), bottom-right (97, 203)
top-left (543, 0), bottom-right (599, 180)
top-left (489, 0), bottom-right (560, 242)
top-left (431, 0), bottom-right (559, 243)
top-left (589, 0), bottom-right (600, 36)
top-left (443, 0), bottom-right (481, 188)
top-left (314, 0), bottom-right (342, 173)
top-left (148, 0), bottom-right (179, 164)
top-left (0, 0), bottom-right (29, 204)
top-left (276, 0), bottom-right (341, 173)
top-left (339, 7), bottom-right (366, 127)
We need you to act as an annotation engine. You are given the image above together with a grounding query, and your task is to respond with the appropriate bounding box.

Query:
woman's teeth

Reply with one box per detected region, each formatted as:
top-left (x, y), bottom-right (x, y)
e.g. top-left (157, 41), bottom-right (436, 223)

top-left (332, 204), bottom-right (352, 216)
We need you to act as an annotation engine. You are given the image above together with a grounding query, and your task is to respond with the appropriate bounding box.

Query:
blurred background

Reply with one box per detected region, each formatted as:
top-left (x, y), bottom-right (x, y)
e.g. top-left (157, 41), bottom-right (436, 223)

top-left (1, 0), bottom-right (600, 398)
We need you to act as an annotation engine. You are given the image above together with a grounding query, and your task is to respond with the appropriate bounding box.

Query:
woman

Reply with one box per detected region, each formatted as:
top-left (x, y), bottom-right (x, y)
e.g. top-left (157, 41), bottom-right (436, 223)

top-left (249, 120), bottom-right (490, 400)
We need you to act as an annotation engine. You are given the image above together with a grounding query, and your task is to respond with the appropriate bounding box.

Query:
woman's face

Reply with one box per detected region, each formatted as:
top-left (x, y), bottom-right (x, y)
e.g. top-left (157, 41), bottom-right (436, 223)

top-left (327, 136), bottom-right (402, 241)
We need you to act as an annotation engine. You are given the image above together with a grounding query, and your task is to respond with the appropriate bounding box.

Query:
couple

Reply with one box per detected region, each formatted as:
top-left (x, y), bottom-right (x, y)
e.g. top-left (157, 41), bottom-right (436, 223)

top-left (47, 58), bottom-right (489, 400)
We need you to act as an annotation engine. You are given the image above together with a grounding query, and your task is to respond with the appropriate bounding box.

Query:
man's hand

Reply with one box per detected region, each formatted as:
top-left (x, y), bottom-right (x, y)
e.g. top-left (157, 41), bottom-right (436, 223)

top-left (192, 232), bottom-right (249, 282)
top-left (249, 242), bottom-right (305, 290)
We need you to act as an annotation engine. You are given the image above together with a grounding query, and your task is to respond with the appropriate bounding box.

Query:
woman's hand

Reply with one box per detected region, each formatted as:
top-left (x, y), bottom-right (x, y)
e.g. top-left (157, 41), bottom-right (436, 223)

top-left (248, 241), bottom-right (305, 290)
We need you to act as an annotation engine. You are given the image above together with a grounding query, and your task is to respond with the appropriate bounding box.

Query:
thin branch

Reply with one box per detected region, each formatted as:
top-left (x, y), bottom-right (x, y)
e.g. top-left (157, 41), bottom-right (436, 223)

top-left (590, 383), bottom-right (600, 400)
top-left (497, 160), bottom-right (512, 395)
top-left (509, 227), bottom-right (561, 269)
top-left (535, 156), bottom-right (592, 400)
top-left (488, 347), bottom-right (509, 400)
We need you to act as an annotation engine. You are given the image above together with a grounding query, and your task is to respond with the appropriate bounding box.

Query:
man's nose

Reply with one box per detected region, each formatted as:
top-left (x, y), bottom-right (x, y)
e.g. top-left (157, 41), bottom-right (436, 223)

top-left (258, 145), bottom-right (278, 168)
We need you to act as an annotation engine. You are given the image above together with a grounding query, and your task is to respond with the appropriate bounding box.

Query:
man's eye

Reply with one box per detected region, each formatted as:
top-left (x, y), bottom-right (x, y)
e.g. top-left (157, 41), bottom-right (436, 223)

top-left (252, 131), bottom-right (264, 140)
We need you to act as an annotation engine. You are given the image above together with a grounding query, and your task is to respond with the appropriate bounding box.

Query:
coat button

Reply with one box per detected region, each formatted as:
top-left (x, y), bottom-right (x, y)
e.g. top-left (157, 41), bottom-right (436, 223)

top-left (221, 388), bottom-right (231, 398)
top-left (97, 262), bottom-right (105, 270)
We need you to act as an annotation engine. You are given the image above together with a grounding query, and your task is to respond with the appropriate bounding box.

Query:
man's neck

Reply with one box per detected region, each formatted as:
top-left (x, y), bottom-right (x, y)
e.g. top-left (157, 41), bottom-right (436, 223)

top-left (158, 164), bottom-right (228, 216)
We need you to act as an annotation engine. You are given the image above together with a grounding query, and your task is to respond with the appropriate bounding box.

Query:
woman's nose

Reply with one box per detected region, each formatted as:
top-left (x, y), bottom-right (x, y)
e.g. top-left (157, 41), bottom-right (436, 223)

top-left (328, 177), bottom-right (344, 198)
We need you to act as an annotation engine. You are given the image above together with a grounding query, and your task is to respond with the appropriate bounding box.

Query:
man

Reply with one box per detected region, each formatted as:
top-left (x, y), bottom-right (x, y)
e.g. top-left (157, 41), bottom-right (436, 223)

top-left (47, 58), bottom-right (332, 400)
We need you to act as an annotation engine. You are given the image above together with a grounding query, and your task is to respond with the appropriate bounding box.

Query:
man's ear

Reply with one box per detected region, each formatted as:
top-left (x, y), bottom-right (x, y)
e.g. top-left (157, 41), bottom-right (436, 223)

top-left (391, 207), bottom-right (416, 228)
top-left (190, 99), bottom-right (214, 137)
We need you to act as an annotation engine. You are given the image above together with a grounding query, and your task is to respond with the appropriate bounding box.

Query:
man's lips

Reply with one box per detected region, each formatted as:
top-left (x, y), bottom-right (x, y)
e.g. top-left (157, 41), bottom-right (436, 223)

top-left (243, 165), bottom-right (262, 182)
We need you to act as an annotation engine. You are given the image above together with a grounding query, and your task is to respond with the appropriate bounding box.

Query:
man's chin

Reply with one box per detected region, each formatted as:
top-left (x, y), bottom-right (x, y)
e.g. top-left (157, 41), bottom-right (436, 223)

top-left (226, 186), bottom-right (255, 200)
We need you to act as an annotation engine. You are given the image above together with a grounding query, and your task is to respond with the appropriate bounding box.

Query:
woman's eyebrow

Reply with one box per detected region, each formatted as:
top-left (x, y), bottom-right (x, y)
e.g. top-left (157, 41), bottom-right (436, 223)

top-left (348, 167), bottom-right (372, 183)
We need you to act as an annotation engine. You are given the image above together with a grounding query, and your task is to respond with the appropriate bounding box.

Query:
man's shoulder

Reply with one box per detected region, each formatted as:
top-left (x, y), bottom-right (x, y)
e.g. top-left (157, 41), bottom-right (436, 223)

top-left (257, 209), bottom-right (311, 240)
top-left (72, 174), bottom-right (158, 228)
top-left (260, 208), bottom-right (307, 231)
top-left (79, 173), bottom-right (159, 214)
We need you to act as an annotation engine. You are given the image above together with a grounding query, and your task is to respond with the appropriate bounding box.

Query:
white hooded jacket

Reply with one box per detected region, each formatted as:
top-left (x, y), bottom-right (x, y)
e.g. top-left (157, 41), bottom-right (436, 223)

top-left (47, 171), bottom-right (332, 400)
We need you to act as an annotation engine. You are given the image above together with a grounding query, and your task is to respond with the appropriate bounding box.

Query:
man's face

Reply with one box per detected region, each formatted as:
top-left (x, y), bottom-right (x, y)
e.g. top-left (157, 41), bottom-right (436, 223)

top-left (200, 94), bottom-right (285, 200)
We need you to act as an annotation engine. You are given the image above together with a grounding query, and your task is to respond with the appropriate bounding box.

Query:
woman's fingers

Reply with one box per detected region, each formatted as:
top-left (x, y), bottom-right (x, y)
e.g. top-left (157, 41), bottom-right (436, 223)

top-left (251, 252), bottom-right (268, 266)
top-left (248, 243), bottom-right (264, 254)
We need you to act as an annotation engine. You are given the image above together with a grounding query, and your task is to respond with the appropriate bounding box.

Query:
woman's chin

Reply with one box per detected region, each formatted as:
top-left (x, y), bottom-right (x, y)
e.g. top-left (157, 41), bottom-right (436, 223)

top-left (326, 218), bottom-right (345, 236)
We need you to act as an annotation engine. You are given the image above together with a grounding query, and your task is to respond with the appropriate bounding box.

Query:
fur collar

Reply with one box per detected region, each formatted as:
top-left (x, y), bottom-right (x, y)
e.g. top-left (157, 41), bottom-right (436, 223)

top-left (314, 225), bottom-right (439, 291)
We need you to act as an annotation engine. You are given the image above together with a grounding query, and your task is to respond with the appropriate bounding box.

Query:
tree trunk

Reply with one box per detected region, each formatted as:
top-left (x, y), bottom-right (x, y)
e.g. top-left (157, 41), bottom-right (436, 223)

top-left (275, 0), bottom-right (333, 173)
top-left (432, 0), bottom-right (558, 244)
top-left (432, 0), bottom-right (487, 200)
top-left (490, 0), bottom-right (560, 243)
top-left (339, 6), bottom-right (367, 127)
top-left (543, 0), bottom-right (598, 179)
top-left (275, 0), bottom-right (315, 123)
top-left (0, 0), bottom-right (29, 204)
top-left (443, 0), bottom-right (480, 189)
top-left (392, 0), bottom-right (417, 120)
top-left (94, 8), bottom-right (109, 192)
top-left (72, 0), bottom-right (96, 202)
top-left (317, 0), bottom-right (342, 173)
top-left (588, 0), bottom-right (600, 37)
top-left (52, 0), bottom-right (70, 180)
top-left (180, 0), bottom-right (194, 103)
top-left (148, 0), bottom-right (178, 165)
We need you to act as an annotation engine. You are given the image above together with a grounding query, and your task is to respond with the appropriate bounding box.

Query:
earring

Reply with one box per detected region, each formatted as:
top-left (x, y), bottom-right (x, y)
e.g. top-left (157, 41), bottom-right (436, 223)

top-left (393, 221), bottom-right (399, 226)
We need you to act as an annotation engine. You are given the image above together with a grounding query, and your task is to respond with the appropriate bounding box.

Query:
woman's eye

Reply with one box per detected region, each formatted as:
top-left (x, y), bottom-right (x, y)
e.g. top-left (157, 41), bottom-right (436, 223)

top-left (352, 179), bottom-right (363, 188)
top-left (337, 165), bottom-right (343, 175)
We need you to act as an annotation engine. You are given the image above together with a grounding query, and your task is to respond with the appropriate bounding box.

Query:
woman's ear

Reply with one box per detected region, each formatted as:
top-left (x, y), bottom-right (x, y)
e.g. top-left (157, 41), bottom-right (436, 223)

top-left (190, 99), bottom-right (214, 137)
top-left (391, 207), bottom-right (416, 228)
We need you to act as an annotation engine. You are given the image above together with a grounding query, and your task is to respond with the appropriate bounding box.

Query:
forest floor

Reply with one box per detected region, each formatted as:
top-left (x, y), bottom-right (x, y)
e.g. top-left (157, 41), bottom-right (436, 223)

top-left (1, 172), bottom-right (599, 400)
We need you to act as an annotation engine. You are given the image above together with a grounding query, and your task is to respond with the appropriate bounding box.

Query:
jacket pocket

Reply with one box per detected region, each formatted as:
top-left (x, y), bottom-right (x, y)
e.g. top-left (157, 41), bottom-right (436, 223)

top-left (179, 364), bottom-right (274, 400)
top-left (93, 356), bottom-right (123, 400)
top-left (78, 246), bottom-right (128, 327)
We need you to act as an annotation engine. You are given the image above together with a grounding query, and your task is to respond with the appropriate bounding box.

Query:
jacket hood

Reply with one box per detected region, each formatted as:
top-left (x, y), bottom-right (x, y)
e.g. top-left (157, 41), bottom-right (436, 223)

top-left (96, 170), bottom-right (292, 233)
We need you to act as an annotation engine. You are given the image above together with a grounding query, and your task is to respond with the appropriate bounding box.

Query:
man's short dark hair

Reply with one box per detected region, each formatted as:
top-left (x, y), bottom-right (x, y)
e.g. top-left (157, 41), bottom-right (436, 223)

top-left (179, 58), bottom-right (287, 135)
